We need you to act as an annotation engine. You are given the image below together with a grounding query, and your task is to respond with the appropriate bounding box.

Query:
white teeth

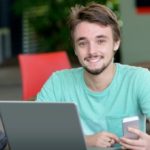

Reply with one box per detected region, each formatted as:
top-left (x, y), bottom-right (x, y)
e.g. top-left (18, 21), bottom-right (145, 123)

top-left (88, 57), bottom-right (100, 63)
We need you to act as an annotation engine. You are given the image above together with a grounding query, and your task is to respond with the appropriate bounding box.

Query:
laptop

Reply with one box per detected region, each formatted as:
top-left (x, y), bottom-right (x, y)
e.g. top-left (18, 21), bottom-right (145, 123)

top-left (0, 101), bottom-right (87, 150)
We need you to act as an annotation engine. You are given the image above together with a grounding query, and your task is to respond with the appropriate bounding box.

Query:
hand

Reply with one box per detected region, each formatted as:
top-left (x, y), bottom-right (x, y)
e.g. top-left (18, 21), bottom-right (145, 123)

top-left (85, 131), bottom-right (119, 148)
top-left (120, 127), bottom-right (150, 150)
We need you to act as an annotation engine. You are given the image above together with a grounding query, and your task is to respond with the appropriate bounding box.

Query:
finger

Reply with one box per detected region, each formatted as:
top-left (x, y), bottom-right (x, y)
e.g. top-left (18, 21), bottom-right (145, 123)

top-left (97, 139), bottom-right (111, 148)
top-left (110, 139), bottom-right (115, 145)
top-left (120, 137), bottom-right (144, 147)
top-left (128, 127), bottom-right (142, 138)
top-left (102, 136), bottom-right (115, 143)
top-left (103, 137), bottom-right (111, 142)
top-left (103, 138), bottom-right (113, 145)
top-left (103, 136), bottom-right (116, 145)
top-left (107, 138), bottom-right (115, 144)
top-left (104, 132), bottom-right (119, 142)
top-left (120, 141), bottom-right (142, 150)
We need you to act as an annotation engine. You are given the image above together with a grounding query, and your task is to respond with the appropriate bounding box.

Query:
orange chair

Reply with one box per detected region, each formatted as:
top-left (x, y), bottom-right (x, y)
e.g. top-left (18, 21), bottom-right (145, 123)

top-left (18, 51), bottom-right (71, 100)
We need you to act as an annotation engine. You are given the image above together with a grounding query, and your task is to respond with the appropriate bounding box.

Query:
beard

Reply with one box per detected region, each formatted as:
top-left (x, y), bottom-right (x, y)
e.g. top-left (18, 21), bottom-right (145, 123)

top-left (84, 65), bottom-right (106, 75)
top-left (83, 56), bottom-right (113, 75)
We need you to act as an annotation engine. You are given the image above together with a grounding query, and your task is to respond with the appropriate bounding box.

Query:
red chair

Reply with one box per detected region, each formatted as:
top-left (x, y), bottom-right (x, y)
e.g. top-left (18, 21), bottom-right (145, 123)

top-left (18, 51), bottom-right (71, 100)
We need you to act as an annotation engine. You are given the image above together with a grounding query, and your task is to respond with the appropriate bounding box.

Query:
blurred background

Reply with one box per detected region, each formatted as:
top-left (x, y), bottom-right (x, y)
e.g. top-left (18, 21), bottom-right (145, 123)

top-left (0, 0), bottom-right (150, 100)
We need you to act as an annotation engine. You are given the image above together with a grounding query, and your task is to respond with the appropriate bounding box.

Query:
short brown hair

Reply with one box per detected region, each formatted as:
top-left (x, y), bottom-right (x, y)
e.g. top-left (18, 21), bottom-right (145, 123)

top-left (68, 2), bottom-right (120, 42)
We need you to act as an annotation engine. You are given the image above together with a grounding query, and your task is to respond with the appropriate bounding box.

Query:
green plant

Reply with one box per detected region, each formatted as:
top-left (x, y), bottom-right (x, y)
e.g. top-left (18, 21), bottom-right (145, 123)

top-left (13, 0), bottom-right (119, 64)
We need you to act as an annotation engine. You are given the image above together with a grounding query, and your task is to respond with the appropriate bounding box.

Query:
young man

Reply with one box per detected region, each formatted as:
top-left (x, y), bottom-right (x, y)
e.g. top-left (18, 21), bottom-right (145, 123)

top-left (36, 2), bottom-right (150, 149)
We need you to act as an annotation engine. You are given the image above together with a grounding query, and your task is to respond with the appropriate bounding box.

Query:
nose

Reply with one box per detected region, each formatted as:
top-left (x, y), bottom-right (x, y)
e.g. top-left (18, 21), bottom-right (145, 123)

top-left (88, 42), bottom-right (97, 55)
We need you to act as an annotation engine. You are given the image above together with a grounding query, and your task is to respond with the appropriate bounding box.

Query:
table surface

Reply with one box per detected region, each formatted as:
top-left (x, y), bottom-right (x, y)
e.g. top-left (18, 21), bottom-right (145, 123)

top-left (87, 147), bottom-right (120, 150)
top-left (4, 147), bottom-right (119, 150)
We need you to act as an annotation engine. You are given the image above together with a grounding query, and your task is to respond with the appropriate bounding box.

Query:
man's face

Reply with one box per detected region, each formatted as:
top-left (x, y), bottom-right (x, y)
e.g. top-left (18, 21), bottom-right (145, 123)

top-left (73, 21), bottom-right (120, 75)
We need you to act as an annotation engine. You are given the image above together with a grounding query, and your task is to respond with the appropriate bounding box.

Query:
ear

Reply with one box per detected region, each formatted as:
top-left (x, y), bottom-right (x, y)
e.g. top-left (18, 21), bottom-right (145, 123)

top-left (114, 40), bottom-right (120, 52)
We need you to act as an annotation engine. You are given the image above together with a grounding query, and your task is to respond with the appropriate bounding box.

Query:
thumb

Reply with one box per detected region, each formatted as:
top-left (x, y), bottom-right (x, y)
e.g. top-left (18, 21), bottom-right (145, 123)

top-left (128, 127), bottom-right (142, 138)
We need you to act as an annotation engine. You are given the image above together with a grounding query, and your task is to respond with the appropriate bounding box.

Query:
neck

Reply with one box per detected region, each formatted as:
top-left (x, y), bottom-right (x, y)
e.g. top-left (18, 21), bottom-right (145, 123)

top-left (84, 63), bottom-right (116, 92)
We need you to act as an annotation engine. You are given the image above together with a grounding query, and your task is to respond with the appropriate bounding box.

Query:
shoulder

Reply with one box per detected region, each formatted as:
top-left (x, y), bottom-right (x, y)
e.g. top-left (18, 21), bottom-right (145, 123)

top-left (51, 67), bottom-right (84, 81)
top-left (116, 63), bottom-right (150, 89)
top-left (117, 63), bottom-right (150, 77)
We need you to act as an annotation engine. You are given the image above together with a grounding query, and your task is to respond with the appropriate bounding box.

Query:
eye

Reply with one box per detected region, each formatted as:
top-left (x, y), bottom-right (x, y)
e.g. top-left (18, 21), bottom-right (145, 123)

top-left (97, 39), bottom-right (106, 44)
top-left (78, 41), bottom-right (88, 47)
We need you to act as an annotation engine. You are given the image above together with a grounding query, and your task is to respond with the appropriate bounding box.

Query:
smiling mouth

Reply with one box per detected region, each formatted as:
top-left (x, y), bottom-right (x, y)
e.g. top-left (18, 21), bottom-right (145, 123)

top-left (85, 55), bottom-right (103, 63)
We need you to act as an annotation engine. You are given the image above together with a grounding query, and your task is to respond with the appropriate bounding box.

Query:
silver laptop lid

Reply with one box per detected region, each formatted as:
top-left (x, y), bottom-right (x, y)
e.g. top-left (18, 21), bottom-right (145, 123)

top-left (0, 101), bottom-right (87, 150)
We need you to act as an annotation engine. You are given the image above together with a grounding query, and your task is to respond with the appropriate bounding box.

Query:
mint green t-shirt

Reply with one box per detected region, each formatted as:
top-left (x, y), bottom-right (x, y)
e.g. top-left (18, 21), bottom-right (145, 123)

top-left (37, 63), bottom-right (150, 138)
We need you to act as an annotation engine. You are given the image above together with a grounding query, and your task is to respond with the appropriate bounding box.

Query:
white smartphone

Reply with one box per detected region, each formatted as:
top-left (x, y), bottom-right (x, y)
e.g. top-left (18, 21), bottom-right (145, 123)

top-left (122, 116), bottom-right (139, 139)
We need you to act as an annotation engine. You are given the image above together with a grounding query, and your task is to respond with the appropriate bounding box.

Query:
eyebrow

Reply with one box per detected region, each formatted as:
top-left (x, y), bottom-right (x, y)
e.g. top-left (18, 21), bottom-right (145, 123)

top-left (76, 37), bottom-right (86, 43)
top-left (96, 35), bottom-right (108, 39)
top-left (76, 35), bottom-right (108, 43)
